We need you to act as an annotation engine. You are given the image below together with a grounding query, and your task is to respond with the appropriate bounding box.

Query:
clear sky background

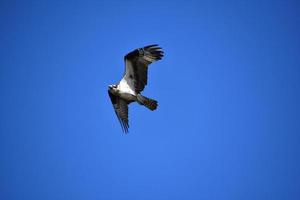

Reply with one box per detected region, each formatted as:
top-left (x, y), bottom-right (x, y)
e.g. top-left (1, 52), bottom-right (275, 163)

top-left (1, 0), bottom-right (300, 199)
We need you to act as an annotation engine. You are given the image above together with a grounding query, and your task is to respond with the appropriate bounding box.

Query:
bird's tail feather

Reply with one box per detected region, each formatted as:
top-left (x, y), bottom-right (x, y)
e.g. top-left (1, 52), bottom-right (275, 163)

top-left (137, 94), bottom-right (158, 111)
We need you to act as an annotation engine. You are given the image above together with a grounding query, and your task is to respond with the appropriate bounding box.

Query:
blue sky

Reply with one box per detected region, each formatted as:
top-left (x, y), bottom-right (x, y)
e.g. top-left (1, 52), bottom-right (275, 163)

top-left (1, 0), bottom-right (300, 199)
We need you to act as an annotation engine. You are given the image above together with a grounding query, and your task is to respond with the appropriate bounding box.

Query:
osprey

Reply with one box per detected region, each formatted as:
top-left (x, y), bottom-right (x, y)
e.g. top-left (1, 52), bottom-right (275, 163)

top-left (108, 44), bottom-right (164, 133)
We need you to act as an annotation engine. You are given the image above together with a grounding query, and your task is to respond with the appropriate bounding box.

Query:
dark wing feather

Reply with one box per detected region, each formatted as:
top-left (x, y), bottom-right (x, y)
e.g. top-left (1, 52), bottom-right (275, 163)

top-left (124, 44), bottom-right (164, 93)
top-left (108, 90), bottom-right (129, 133)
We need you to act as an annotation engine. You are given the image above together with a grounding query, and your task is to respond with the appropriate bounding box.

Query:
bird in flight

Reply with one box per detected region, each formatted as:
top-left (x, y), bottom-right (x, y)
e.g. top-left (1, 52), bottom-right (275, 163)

top-left (108, 44), bottom-right (164, 133)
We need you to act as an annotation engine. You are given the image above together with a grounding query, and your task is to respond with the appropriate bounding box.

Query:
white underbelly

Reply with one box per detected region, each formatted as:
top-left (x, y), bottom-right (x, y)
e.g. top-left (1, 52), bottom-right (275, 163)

top-left (118, 79), bottom-right (136, 95)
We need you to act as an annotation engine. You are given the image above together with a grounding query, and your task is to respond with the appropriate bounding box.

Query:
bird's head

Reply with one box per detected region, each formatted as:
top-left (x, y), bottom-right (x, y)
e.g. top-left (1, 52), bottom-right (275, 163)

top-left (108, 84), bottom-right (118, 93)
top-left (108, 84), bottom-right (117, 89)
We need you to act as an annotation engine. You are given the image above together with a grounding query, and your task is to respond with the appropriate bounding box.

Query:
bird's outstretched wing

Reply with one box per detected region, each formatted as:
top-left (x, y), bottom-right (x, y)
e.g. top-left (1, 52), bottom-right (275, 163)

top-left (108, 90), bottom-right (129, 133)
top-left (121, 44), bottom-right (164, 94)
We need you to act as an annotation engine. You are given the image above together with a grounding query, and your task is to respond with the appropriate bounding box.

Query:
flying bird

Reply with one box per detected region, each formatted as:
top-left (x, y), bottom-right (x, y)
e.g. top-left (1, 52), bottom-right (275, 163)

top-left (108, 44), bottom-right (164, 133)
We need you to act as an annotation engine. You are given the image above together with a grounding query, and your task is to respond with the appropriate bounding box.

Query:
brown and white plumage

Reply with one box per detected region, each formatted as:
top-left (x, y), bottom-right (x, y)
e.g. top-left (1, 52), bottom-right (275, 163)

top-left (108, 91), bottom-right (129, 132)
top-left (108, 44), bottom-right (164, 133)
